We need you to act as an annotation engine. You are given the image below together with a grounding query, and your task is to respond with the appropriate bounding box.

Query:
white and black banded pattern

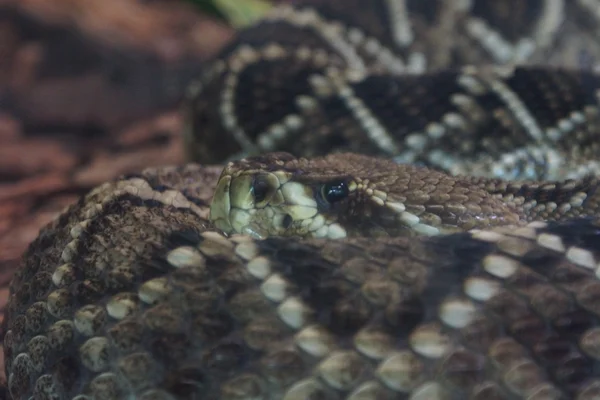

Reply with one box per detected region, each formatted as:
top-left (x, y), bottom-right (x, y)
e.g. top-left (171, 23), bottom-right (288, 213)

top-left (185, 0), bottom-right (600, 181)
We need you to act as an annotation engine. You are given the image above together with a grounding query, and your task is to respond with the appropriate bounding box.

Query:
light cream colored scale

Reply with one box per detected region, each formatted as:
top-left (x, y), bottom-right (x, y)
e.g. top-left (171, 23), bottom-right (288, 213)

top-left (210, 168), bottom-right (349, 239)
top-left (163, 221), bottom-right (600, 399)
top-left (11, 176), bottom-right (212, 395)
top-left (353, 178), bottom-right (442, 236)
top-left (213, 236), bottom-right (461, 399)
top-left (445, 66), bottom-right (600, 181)
top-left (462, 0), bottom-right (565, 64)
top-left (469, 221), bottom-right (600, 398)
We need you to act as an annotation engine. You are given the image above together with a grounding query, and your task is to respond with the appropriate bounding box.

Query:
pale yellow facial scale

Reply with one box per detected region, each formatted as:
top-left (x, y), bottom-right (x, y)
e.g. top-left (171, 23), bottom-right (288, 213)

top-left (211, 170), bottom-right (349, 239)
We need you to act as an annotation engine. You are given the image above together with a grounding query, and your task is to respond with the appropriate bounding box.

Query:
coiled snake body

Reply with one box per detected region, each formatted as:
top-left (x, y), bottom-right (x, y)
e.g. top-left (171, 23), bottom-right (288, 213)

top-left (6, 1), bottom-right (600, 399)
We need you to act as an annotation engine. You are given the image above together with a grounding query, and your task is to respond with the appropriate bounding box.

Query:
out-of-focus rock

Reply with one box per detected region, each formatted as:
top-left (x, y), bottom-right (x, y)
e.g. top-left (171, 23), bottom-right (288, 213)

top-left (0, 0), bottom-right (235, 128)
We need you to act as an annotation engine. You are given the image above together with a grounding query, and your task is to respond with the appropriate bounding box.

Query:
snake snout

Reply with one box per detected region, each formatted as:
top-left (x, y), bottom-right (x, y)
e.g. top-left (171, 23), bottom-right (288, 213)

top-left (210, 170), bottom-right (288, 237)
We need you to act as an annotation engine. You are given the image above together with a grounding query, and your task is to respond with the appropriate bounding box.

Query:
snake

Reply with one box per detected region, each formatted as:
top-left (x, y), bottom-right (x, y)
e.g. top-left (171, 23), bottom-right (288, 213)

top-left (5, 0), bottom-right (600, 399)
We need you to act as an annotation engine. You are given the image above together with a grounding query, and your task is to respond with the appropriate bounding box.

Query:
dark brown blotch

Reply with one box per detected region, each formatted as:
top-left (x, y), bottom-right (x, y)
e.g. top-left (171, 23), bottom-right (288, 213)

top-left (551, 353), bottom-right (595, 395)
top-left (150, 333), bottom-right (192, 366)
top-left (163, 366), bottom-right (206, 399)
top-left (259, 349), bottom-right (307, 386)
top-left (327, 294), bottom-right (372, 336)
top-left (532, 334), bottom-right (572, 366)
top-left (509, 314), bottom-right (548, 346)
top-left (577, 282), bottom-right (600, 317)
top-left (550, 263), bottom-right (592, 292)
top-left (117, 352), bottom-right (161, 391)
top-left (553, 309), bottom-right (597, 338)
top-left (50, 356), bottom-right (80, 394)
top-left (142, 304), bottom-right (185, 334)
top-left (384, 294), bottom-right (424, 334)
top-left (486, 291), bottom-right (530, 323)
top-left (440, 348), bottom-right (486, 391)
top-left (460, 316), bottom-right (502, 352)
top-left (108, 319), bottom-right (145, 354)
top-left (31, 272), bottom-right (54, 302)
top-left (24, 302), bottom-right (49, 335)
top-left (202, 341), bottom-right (250, 375)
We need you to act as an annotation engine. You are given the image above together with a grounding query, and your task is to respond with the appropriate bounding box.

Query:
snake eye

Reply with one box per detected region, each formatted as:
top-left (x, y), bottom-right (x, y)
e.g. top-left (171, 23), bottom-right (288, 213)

top-left (321, 180), bottom-right (349, 204)
top-left (251, 176), bottom-right (270, 204)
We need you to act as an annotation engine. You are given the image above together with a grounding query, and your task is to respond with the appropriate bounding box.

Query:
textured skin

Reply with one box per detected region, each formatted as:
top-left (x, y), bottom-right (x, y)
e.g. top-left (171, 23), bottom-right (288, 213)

top-left (184, 0), bottom-right (600, 181)
top-left (211, 152), bottom-right (600, 238)
top-left (6, 0), bottom-right (600, 399)
top-left (4, 165), bottom-right (222, 400)
top-left (7, 164), bottom-right (600, 400)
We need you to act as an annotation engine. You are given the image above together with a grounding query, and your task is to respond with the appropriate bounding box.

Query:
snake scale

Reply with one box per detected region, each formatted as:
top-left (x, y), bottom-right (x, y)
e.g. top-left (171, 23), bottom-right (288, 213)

top-left (6, 0), bottom-right (600, 399)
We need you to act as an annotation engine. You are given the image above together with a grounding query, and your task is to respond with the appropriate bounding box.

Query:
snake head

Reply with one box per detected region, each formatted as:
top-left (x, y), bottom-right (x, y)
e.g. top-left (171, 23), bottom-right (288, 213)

top-left (210, 152), bottom-right (357, 239)
top-left (208, 152), bottom-right (517, 239)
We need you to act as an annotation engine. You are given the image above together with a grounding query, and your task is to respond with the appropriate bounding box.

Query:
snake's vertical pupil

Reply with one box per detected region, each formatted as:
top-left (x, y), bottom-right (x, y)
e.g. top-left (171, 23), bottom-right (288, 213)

top-left (322, 180), bottom-right (349, 203)
top-left (251, 176), bottom-right (270, 203)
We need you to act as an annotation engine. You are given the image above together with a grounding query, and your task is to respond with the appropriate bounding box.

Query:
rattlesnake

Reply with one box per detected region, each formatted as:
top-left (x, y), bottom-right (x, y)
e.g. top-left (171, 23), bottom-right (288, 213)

top-left (5, 1), bottom-right (600, 399)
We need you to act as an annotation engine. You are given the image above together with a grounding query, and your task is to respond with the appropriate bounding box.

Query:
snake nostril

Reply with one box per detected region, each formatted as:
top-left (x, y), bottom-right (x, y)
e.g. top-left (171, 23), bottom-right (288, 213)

top-left (251, 176), bottom-right (270, 203)
top-left (282, 214), bottom-right (293, 229)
